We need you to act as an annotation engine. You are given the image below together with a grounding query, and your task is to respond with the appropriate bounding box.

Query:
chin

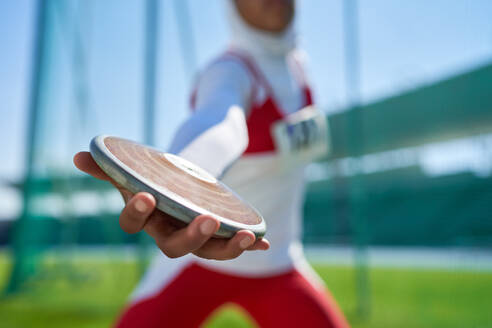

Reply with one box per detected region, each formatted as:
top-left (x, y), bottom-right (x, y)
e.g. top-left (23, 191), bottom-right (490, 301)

top-left (266, 19), bottom-right (291, 33)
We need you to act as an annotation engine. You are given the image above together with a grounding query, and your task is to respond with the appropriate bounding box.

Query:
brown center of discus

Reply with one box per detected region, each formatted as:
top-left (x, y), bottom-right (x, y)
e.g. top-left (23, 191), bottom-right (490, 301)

top-left (104, 137), bottom-right (261, 225)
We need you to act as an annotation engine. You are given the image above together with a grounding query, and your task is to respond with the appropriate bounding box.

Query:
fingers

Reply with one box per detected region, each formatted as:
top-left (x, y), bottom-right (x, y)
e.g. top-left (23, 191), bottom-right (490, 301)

top-left (73, 151), bottom-right (112, 181)
top-left (143, 213), bottom-right (269, 260)
top-left (193, 230), bottom-right (269, 260)
top-left (147, 215), bottom-right (219, 258)
top-left (75, 151), bottom-right (156, 233)
top-left (142, 211), bottom-right (270, 260)
top-left (119, 189), bottom-right (134, 204)
top-left (246, 237), bottom-right (270, 251)
top-left (119, 192), bottom-right (156, 233)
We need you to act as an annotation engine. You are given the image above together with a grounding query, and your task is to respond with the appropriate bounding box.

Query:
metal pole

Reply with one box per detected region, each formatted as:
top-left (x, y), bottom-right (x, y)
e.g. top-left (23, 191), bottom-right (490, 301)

top-left (139, 0), bottom-right (160, 275)
top-left (343, 0), bottom-right (361, 106)
top-left (144, 0), bottom-right (159, 146)
top-left (342, 0), bottom-right (371, 319)
top-left (172, 0), bottom-right (197, 83)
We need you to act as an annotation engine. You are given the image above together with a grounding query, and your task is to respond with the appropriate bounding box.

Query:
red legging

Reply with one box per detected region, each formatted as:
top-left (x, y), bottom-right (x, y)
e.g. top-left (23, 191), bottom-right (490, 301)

top-left (115, 262), bottom-right (349, 328)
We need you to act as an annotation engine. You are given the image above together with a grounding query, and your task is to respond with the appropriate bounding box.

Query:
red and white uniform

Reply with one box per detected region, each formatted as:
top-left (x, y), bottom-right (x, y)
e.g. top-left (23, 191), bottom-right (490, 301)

top-left (116, 2), bottom-right (348, 327)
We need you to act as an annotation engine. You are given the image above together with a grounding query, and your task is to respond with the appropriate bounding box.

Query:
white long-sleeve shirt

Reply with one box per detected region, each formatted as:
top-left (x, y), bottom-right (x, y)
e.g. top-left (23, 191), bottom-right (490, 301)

top-left (167, 59), bottom-right (251, 178)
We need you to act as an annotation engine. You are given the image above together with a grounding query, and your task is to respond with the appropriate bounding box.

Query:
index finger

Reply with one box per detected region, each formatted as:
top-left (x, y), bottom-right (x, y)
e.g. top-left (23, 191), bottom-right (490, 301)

top-left (73, 151), bottom-right (112, 182)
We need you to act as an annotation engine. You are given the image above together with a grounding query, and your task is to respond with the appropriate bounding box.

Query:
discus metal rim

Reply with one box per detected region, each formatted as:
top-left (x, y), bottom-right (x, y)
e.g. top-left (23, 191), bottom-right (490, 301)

top-left (90, 135), bottom-right (266, 238)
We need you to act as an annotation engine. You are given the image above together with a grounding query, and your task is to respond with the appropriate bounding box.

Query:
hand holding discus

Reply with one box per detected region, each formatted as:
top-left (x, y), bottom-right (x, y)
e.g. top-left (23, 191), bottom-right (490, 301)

top-left (73, 136), bottom-right (269, 260)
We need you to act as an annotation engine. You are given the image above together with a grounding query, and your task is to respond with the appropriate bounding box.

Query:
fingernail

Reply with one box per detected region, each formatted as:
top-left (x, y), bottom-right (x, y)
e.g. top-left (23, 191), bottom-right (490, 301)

top-left (200, 220), bottom-right (216, 235)
top-left (134, 199), bottom-right (148, 213)
top-left (239, 236), bottom-right (254, 249)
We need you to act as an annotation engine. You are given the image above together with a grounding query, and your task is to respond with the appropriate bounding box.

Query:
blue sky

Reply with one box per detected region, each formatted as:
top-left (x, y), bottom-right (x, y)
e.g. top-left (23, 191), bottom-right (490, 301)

top-left (1, 0), bottom-right (492, 183)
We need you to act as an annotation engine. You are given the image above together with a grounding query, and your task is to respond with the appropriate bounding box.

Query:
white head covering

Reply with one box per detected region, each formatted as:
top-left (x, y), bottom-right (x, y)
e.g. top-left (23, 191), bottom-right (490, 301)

top-left (225, 0), bottom-right (297, 57)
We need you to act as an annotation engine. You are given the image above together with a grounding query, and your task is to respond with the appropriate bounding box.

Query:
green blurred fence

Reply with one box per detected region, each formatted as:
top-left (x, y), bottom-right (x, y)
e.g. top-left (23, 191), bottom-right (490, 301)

top-left (328, 63), bottom-right (492, 158)
top-left (304, 62), bottom-right (492, 247)
top-left (304, 170), bottom-right (492, 246)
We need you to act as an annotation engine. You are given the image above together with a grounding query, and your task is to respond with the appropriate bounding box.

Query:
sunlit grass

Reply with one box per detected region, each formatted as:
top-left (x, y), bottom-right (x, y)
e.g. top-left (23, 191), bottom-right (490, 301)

top-left (0, 252), bottom-right (491, 328)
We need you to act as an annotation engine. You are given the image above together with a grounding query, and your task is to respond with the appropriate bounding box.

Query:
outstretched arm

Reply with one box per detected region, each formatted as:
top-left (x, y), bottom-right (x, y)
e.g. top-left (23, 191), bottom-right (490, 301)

top-left (74, 59), bottom-right (268, 260)
top-left (168, 59), bottom-right (252, 177)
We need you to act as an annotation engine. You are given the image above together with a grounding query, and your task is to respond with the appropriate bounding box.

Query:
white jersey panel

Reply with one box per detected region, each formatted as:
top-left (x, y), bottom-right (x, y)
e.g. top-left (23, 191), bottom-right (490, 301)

top-left (196, 154), bottom-right (307, 275)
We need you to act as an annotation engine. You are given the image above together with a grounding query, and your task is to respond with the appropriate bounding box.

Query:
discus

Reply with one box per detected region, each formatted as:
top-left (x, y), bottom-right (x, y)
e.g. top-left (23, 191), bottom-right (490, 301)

top-left (90, 135), bottom-right (266, 238)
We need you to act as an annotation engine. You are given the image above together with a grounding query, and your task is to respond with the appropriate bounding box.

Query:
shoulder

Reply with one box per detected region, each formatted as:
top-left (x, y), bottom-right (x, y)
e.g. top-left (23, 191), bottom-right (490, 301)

top-left (290, 49), bottom-right (310, 66)
top-left (288, 49), bottom-right (312, 76)
top-left (288, 49), bottom-right (313, 89)
top-left (190, 53), bottom-right (255, 110)
top-left (197, 54), bottom-right (253, 87)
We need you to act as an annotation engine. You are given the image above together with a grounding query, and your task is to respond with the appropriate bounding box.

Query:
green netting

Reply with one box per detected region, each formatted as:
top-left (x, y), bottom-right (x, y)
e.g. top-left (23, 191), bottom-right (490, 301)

top-left (5, 0), bottom-right (150, 294)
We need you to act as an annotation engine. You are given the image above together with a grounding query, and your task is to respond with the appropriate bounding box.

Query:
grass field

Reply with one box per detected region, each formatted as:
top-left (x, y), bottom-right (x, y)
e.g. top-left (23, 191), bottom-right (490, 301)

top-left (0, 253), bottom-right (491, 328)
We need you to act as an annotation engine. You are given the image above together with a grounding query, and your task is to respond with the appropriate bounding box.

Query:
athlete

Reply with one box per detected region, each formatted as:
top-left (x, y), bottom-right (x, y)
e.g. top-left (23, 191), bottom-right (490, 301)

top-left (74, 0), bottom-right (349, 327)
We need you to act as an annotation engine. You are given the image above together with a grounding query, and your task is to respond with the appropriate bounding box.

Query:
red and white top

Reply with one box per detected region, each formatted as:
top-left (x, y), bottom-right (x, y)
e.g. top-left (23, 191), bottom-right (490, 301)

top-left (163, 47), bottom-right (317, 276)
top-left (127, 3), bottom-right (333, 306)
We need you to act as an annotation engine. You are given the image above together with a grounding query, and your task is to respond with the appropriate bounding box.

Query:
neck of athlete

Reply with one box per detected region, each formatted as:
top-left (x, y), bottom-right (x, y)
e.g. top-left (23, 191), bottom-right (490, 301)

top-left (226, 1), bottom-right (297, 59)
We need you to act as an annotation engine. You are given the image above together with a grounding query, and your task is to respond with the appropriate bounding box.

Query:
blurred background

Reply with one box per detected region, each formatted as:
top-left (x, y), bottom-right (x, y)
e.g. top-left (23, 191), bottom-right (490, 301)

top-left (1, 0), bottom-right (492, 327)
